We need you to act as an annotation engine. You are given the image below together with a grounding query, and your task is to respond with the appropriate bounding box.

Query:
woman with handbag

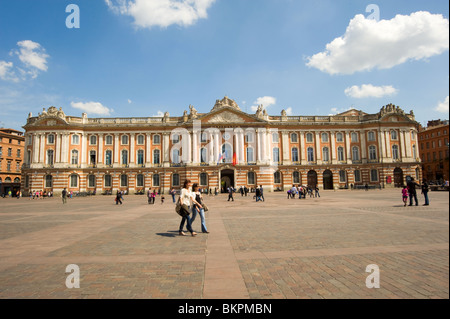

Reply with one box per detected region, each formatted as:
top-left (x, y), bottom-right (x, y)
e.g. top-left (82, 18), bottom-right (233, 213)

top-left (190, 183), bottom-right (210, 234)
top-left (178, 180), bottom-right (202, 237)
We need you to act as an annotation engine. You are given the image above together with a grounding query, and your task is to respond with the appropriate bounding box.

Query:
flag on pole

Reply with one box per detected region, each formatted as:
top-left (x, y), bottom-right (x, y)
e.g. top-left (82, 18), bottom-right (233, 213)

top-left (217, 153), bottom-right (224, 164)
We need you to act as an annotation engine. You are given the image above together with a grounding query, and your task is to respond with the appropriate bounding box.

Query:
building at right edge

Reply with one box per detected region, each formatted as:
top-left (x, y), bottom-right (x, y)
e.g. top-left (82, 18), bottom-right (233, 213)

top-left (418, 120), bottom-right (449, 184)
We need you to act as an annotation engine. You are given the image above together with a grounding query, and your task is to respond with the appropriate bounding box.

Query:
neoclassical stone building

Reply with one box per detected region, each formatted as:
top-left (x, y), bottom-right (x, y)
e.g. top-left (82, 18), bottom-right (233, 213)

top-left (21, 97), bottom-right (422, 195)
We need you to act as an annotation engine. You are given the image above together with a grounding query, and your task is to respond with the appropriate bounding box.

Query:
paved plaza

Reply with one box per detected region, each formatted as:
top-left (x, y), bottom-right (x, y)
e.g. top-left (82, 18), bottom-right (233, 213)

top-left (0, 189), bottom-right (448, 299)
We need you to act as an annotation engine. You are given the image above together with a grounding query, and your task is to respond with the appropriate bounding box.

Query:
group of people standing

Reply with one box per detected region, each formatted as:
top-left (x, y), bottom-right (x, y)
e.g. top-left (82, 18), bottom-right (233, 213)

top-left (402, 178), bottom-right (430, 207)
top-left (287, 185), bottom-right (320, 199)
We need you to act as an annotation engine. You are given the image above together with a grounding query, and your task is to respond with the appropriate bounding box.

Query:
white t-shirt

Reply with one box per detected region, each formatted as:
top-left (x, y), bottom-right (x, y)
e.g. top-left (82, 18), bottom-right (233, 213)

top-left (180, 188), bottom-right (195, 206)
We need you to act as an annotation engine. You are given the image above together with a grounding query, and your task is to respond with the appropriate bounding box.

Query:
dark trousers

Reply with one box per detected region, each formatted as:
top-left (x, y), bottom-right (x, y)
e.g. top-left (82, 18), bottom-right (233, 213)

top-left (409, 193), bottom-right (418, 206)
top-left (423, 192), bottom-right (429, 205)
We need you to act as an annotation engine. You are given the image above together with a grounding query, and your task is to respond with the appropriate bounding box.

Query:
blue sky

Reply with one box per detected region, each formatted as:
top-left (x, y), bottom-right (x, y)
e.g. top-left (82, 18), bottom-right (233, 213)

top-left (0, 0), bottom-right (448, 131)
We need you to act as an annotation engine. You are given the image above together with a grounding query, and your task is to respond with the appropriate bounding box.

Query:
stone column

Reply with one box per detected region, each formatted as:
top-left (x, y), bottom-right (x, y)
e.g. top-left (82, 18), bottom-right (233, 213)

top-left (331, 131), bottom-right (337, 164)
top-left (114, 134), bottom-right (119, 164)
top-left (39, 133), bottom-right (45, 164)
top-left (282, 131), bottom-right (290, 165)
top-left (130, 133), bottom-right (135, 165)
top-left (315, 131), bottom-right (322, 164)
top-left (32, 133), bottom-right (39, 164)
top-left (361, 130), bottom-right (367, 163)
top-left (345, 131), bottom-right (351, 164)
top-left (300, 132), bottom-right (306, 165)
top-left (192, 130), bottom-right (199, 164)
top-left (146, 134), bottom-right (151, 165)
top-left (98, 134), bottom-right (103, 164)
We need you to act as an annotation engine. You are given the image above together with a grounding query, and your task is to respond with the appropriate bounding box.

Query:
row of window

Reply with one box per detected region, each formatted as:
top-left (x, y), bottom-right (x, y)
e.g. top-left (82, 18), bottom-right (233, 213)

top-left (0, 160), bottom-right (21, 171)
top-left (0, 137), bottom-right (22, 145)
top-left (420, 138), bottom-right (449, 150)
top-left (43, 143), bottom-right (412, 166)
top-left (36, 168), bottom-right (384, 189)
top-left (0, 177), bottom-right (21, 183)
top-left (420, 129), bottom-right (448, 140)
top-left (0, 147), bottom-right (21, 158)
top-left (40, 173), bottom-right (209, 189)
top-left (35, 129), bottom-right (416, 147)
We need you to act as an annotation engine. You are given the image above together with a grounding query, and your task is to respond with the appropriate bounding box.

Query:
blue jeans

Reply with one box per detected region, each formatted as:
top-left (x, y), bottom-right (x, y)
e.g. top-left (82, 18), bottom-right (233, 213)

top-left (179, 206), bottom-right (194, 233)
top-left (191, 207), bottom-right (208, 233)
top-left (423, 192), bottom-right (429, 205)
top-left (409, 193), bottom-right (418, 206)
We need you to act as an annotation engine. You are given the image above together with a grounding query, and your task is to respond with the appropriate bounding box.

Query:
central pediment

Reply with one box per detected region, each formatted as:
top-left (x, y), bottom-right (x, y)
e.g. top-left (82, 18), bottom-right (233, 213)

top-left (207, 111), bottom-right (247, 124)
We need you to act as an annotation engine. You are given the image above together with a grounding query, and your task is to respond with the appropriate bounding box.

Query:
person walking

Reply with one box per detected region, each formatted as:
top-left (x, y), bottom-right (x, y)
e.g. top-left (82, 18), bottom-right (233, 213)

top-left (147, 188), bottom-right (152, 204)
top-left (421, 179), bottom-right (430, 206)
top-left (190, 183), bottom-right (209, 234)
top-left (315, 186), bottom-right (320, 198)
top-left (170, 188), bottom-right (176, 203)
top-left (178, 180), bottom-right (201, 237)
top-left (407, 178), bottom-right (419, 206)
top-left (62, 188), bottom-right (68, 204)
top-left (227, 186), bottom-right (234, 202)
top-left (115, 190), bottom-right (123, 205)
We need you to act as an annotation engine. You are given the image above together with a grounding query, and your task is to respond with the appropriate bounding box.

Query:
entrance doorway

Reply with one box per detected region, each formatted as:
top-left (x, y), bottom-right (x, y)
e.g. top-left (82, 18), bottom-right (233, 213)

top-left (307, 170), bottom-right (318, 188)
top-left (220, 169), bottom-right (235, 193)
top-left (323, 170), bottom-right (333, 190)
top-left (394, 168), bottom-right (403, 187)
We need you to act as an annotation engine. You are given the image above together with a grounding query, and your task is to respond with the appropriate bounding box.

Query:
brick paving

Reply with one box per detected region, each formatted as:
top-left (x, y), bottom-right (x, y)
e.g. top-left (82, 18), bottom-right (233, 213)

top-left (0, 189), bottom-right (448, 299)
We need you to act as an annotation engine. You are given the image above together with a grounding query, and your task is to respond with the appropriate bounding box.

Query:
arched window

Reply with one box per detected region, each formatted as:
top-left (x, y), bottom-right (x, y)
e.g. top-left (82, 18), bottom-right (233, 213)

top-left (153, 134), bottom-right (161, 144)
top-left (90, 150), bottom-right (96, 165)
top-left (337, 147), bottom-right (345, 161)
top-left (90, 135), bottom-right (97, 145)
top-left (200, 148), bottom-right (208, 163)
top-left (307, 147), bottom-right (314, 162)
top-left (336, 133), bottom-right (343, 142)
top-left (45, 175), bottom-right (52, 188)
top-left (246, 147), bottom-right (254, 163)
top-left (291, 148), bottom-right (299, 162)
top-left (306, 133), bottom-right (313, 143)
top-left (88, 175), bottom-right (96, 188)
top-left (172, 149), bottom-right (180, 164)
top-left (137, 135), bottom-right (145, 145)
top-left (200, 173), bottom-right (208, 186)
top-left (136, 174), bottom-right (144, 187)
top-left (121, 150), bottom-right (128, 165)
top-left (72, 134), bottom-right (79, 145)
top-left (351, 132), bottom-right (359, 142)
top-left (370, 169), bottom-right (379, 182)
top-left (47, 150), bottom-right (54, 165)
top-left (322, 147), bottom-right (329, 162)
top-left (104, 175), bottom-right (112, 188)
top-left (352, 147), bottom-right (360, 161)
top-left (137, 150), bottom-right (144, 165)
top-left (368, 131), bottom-right (376, 141)
top-left (153, 174), bottom-right (160, 187)
top-left (392, 145), bottom-right (399, 160)
top-left (153, 149), bottom-right (160, 164)
top-left (222, 144), bottom-right (232, 163)
top-left (412, 145), bottom-right (417, 159)
top-left (105, 135), bottom-right (113, 145)
top-left (391, 130), bottom-right (398, 140)
top-left (291, 133), bottom-right (298, 143)
top-left (339, 170), bottom-right (347, 183)
top-left (70, 174), bottom-right (78, 188)
top-left (121, 135), bottom-right (129, 145)
top-left (14, 177), bottom-right (20, 183)
top-left (172, 173), bottom-right (180, 187)
top-left (321, 133), bottom-right (329, 142)
top-left (274, 171), bottom-right (282, 184)
top-left (273, 147), bottom-right (280, 163)
top-left (47, 134), bottom-right (55, 144)
top-left (120, 175), bottom-right (128, 187)
top-left (247, 171), bottom-right (256, 185)
top-left (105, 150), bottom-right (112, 165)
top-left (369, 146), bottom-right (377, 160)
top-left (293, 171), bottom-right (300, 184)
top-left (71, 150), bottom-right (79, 165)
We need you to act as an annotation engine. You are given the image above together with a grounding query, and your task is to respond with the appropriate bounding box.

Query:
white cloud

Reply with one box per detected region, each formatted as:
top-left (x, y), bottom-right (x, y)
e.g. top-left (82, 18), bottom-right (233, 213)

top-left (329, 107), bottom-right (353, 116)
top-left (285, 107), bottom-right (293, 115)
top-left (435, 96), bottom-right (449, 113)
top-left (71, 102), bottom-right (113, 116)
top-left (251, 96), bottom-right (277, 112)
top-left (105, 0), bottom-right (216, 29)
top-left (128, 99), bottom-right (132, 104)
top-left (345, 84), bottom-right (398, 98)
top-left (153, 111), bottom-right (165, 117)
top-left (0, 61), bottom-right (18, 82)
top-left (306, 11), bottom-right (449, 75)
top-left (12, 40), bottom-right (49, 78)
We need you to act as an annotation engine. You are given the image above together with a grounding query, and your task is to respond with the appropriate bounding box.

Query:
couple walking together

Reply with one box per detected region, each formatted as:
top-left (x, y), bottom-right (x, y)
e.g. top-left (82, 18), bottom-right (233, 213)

top-left (178, 180), bottom-right (209, 237)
